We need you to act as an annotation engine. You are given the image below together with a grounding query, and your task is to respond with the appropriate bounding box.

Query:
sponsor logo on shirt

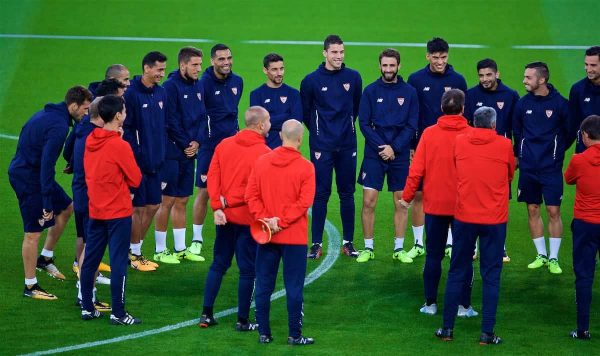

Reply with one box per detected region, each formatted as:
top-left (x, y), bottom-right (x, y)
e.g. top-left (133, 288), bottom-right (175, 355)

top-left (232, 87), bottom-right (238, 95)
top-left (476, 102), bottom-right (483, 107)
top-left (377, 98), bottom-right (383, 103)
top-left (584, 97), bottom-right (591, 102)
top-left (423, 87), bottom-right (430, 91)
top-left (158, 101), bottom-right (163, 110)
top-left (343, 83), bottom-right (350, 91)
top-left (546, 110), bottom-right (553, 118)
top-left (314, 152), bottom-right (321, 160)
top-left (526, 110), bottom-right (533, 114)
top-left (321, 87), bottom-right (328, 92)
top-left (497, 101), bottom-right (504, 109)
top-left (264, 98), bottom-right (271, 104)
top-left (397, 97), bottom-right (405, 106)
top-left (280, 96), bottom-right (287, 103)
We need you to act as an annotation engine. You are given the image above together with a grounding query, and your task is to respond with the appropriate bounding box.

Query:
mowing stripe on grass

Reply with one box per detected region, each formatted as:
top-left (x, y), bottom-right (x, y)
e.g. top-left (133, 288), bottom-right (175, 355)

top-left (511, 45), bottom-right (591, 50)
top-left (23, 211), bottom-right (341, 356)
top-left (0, 133), bottom-right (18, 140)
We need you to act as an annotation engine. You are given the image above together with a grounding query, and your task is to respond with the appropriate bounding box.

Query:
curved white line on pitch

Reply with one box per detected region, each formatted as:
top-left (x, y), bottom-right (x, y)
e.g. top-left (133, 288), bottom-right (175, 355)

top-left (24, 212), bottom-right (341, 356)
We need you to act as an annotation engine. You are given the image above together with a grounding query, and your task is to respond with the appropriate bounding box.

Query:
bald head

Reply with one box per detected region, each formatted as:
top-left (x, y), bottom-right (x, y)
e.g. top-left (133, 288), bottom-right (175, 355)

top-left (281, 119), bottom-right (304, 149)
top-left (89, 97), bottom-right (102, 120)
top-left (105, 64), bottom-right (130, 88)
top-left (245, 106), bottom-right (269, 127)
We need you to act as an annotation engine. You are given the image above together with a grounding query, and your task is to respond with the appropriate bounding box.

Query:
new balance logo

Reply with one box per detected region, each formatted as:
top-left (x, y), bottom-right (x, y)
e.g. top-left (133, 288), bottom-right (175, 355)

top-left (584, 97), bottom-right (591, 102)
top-left (476, 102), bottom-right (483, 107)
top-left (264, 99), bottom-right (271, 104)
top-left (321, 87), bottom-right (328, 91)
top-left (142, 104), bottom-right (148, 108)
top-left (215, 91), bottom-right (220, 95)
top-left (184, 95), bottom-right (188, 99)
top-left (377, 98), bottom-right (383, 103)
top-left (526, 110), bottom-right (533, 114)
top-left (423, 87), bottom-right (430, 91)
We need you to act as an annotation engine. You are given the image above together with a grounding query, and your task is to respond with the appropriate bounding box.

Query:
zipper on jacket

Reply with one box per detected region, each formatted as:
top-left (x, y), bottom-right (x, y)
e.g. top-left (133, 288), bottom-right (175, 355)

top-left (519, 138), bottom-right (524, 158)
top-left (207, 115), bottom-right (212, 138)
top-left (136, 130), bottom-right (140, 146)
top-left (315, 110), bottom-right (319, 135)
top-left (553, 135), bottom-right (557, 160)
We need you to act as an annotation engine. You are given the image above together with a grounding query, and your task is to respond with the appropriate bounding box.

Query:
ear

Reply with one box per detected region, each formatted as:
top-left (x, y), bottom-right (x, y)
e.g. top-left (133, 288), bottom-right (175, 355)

top-left (67, 102), bottom-right (78, 114)
top-left (263, 67), bottom-right (268, 75)
top-left (322, 49), bottom-right (327, 58)
top-left (495, 71), bottom-right (500, 79)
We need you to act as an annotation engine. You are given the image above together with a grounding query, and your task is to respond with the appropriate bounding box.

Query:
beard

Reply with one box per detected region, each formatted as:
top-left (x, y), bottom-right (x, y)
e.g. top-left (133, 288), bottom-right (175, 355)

top-left (381, 70), bottom-right (398, 82)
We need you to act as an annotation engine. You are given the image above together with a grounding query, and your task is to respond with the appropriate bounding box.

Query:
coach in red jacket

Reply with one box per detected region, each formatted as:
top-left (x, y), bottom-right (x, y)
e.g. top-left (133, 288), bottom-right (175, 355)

top-left (245, 119), bottom-right (316, 345)
top-left (198, 106), bottom-right (271, 330)
top-left (565, 115), bottom-right (600, 340)
top-left (436, 106), bottom-right (515, 344)
top-left (400, 89), bottom-right (475, 315)
top-left (81, 95), bottom-right (142, 325)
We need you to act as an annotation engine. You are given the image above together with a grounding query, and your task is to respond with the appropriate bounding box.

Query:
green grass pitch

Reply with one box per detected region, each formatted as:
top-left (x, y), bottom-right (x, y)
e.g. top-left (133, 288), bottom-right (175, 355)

top-left (0, 0), bottom-right (598, 354)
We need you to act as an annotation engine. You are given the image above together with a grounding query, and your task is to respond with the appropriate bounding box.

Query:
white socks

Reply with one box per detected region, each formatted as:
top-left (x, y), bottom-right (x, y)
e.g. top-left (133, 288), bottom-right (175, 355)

top-left (532, 236), bottom-right (547, 256)
top-left (130, 242), bottom-right (142, 256)
top-left (174, 228), bottom-right (187, 252)
top-left (412, 225), bottom-right (424, 246)
top-left (446, 228), bottom-right (453, 246)
top-left (155, 231), bottom-right (167, 253)
top-left (25, 277), bottom-right (37, 286)
top-left (394, 237), bottom-right (405, 250)
top-left (549, 237), bottom-right (562, 259)
top-left (41, 249), bottom-right (53, 258)
top-left (364, 238), bottom-right (373, 250)
top-left (193, 224), bottom-right (204, 242)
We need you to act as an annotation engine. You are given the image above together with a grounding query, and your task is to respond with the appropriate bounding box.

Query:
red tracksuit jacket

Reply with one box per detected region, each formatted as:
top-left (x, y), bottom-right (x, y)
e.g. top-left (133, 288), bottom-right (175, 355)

top-left (207, 129), bottom-right (271, 225)
top-left (245, 146), bottom-right (316, 245)
top-left (565, 144), bottom-right (600, 224)
top-left (84, 128), bottom-right (142, 220)
top-left (454, 128), bottom-right (516, 224)
top-left (402, 114), bottom-right (473, 215)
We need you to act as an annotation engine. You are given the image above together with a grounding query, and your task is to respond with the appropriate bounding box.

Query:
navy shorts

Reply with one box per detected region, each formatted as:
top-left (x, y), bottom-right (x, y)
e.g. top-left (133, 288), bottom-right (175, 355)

top-left (132, 172), bottom-right (163, 207)
top-left (517, 169), bottom-right (563, 206)
top-left (74, 209), bottom-right (89, 240)
top-left (14, 183), bottom-right (72, 233)
top-left (357, 157), bottom-right (408, 192)
top-left (195, 148), bottom-right (215, 189)
top-left (161, 159), bottom-right (195, 197)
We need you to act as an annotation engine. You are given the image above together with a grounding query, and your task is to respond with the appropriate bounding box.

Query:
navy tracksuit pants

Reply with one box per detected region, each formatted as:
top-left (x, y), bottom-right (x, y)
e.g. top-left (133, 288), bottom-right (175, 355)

top-left (255, 243), bottom-right (307, 338)
top-left (80, 216), bottom-right (131, 318)
top-left (311, 149), bottom-right (356, 244)
top-left (443, 219), bottom-right (506, 333)
top-left (572, 218), bottom-right (600, 332)
top-left (423, 214), bottom-right (473, 306)
top-left (203, 223), bottom-right (257, 320)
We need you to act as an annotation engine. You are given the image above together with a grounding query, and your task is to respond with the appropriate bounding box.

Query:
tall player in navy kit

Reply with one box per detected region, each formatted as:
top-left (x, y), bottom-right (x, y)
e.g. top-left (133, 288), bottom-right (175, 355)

top-left (301, 35), bottom-right (362, 259)
top-left (569, 46), bottom-right (600, 153)
top-left (465, 58), bottom-right (519, 262)
top-left (513, 62), bottom-right (573, 274)
top-left (250, 53), bottom-right (302, 149)
top-left (355, 48), bottom-right (418, 264)
top-left (407, 37), bottom-right (467, 259)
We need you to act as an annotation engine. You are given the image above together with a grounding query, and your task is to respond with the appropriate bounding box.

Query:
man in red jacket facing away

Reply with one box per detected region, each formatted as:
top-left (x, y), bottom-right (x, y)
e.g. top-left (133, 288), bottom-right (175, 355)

top-left (400, 89), bottom-right (477, 317)
top-left (198, 106), bottom-right (271, 330)
top-left (565, 115), bottom-right (600, 340)
top-left (435, 106), bottom-right (515, 345)
top-left (245, 119), bottom-right (316, 345)
top-left (81, 95), bottom-right (142, 325)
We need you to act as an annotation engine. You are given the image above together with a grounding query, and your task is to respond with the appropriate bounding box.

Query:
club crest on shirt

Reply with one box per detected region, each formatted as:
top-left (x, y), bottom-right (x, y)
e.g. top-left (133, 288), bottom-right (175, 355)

top-left (200, 175), bottom-right (207, 183)
top-left (546, 110), bottom-right (553, 118)
top-left (280, 96), bottom-right (287, 103)
top-left (497, 101), bottom-right (504, 109)
top-left (343, 83), bottom-right (350, 91)
top-left (232, 87), bottom-right (238, 95)
top-left (314, 152), bottom-right (321, 160)
top-left (38, 218), bottom-right (45, 227)
top-left (158, 101), bottom-right (163, 109)
top-left (397, 97), bottom-right (405, 106)
top-left (197, 93), bottom-right (202, 101)
top-left (444, 86), bottom-right (452, 92)
top-left (161, 182), bottom-right (167, 190)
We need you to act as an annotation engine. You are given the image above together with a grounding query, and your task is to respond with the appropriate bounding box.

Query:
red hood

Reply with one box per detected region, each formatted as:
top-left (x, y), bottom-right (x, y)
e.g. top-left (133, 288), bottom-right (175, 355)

top-left (270, 146), bottom-right (302, 167)
top-left (466, 128), bottom-right (497, 145)
top-left (437, 114), bottom-right (469, 131)
top-left (234, 129), bottom-right (267, 147)
top-left (585, 144), bottom-right (600, 166)
top-left (87, 128), bottom-right (119, 152)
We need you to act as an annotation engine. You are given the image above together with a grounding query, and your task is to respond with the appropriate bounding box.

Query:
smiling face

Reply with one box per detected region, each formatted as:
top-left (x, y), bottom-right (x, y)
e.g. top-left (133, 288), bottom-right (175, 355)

top-left (113, 69), bottom-right (131, 88)
top-left (143, 61), bottom-right (166, 85)
top-left (264, 60), bottom-right (284, 87)
top-left (478, 67), bottom-right (499, 90)
top-left (585, 55), bottom-right (600, 84)
top-left (523, 67), bottom-right (543, 93)
top-left (181, 55), bottom-right (202, 81)
top-left (211, 49), bottom-right (233, 78)
top-left (426, 51), bottom-right (448, 74)
top-left (323, 43), bottom-right (344, 70)
top-left (380, 56), bottom-right (399, 83)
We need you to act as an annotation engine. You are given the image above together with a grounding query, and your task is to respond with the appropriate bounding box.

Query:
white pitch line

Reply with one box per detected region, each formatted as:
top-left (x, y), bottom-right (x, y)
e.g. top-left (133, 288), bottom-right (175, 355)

top-left (24, 211), bottom-right (341, 356)
top-left (0, 34), bottom-right (213, 43)
top-left (511, 45), bottom-right (591, 50)
top-left (240, 40), bottom-right (489, 48)
top-left (0, 133), bottom-right (18, 140)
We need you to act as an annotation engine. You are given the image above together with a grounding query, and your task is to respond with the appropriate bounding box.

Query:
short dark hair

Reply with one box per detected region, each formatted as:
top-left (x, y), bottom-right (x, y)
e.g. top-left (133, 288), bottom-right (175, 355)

top-left (581, 115), bottom-right (600, 140)
top-left (441, 89), bottom-right (465, 115)
top-left (473, 106), bottom-right (497, 129)
top-left (263, 53), bottom-right (284, 68)
top-left (105, 64), bottom-right (127, 80)
top-left (211, 44), bottom-right (230, 58)
top-left (178, 46), bottom-right (203, 64)
top-left (476, 58), bottom-right (498, 72)
top-left (142, 51), bottom-right (167, 71)
top-left (98, 95), bottom-right (125, 123)
top-left (525, 61), bottom-right (550, 82)
top-left (427, 37), bottom-right (449, 54)
top-left (379, 48), bottom-right (400, 65)
top-left (65, 86), bottom-right (93, 106)
top-left (585, 46), bottom-right (600, 59)
top-left (324, 34), bottom-right (343, 50)
top-left (96, 79), bottom-right (126, 96)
